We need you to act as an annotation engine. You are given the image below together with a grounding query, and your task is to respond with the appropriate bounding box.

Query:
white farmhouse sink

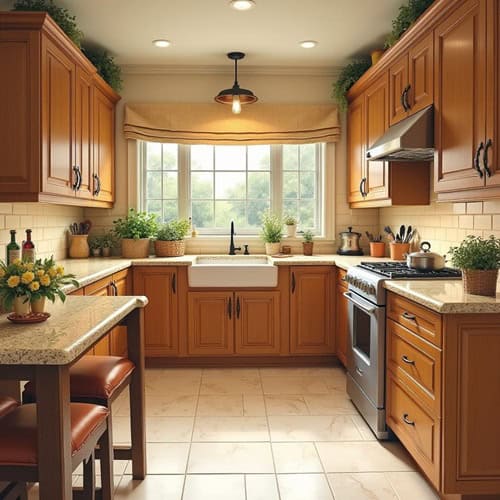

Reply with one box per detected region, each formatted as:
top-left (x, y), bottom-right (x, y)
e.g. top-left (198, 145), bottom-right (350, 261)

top-left (188, 255), bottom-right (278, 287)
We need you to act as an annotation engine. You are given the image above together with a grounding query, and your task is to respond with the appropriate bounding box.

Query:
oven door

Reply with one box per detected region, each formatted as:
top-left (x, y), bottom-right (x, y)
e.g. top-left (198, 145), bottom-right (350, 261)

top-left (344, 291), bottom-right (386, 408)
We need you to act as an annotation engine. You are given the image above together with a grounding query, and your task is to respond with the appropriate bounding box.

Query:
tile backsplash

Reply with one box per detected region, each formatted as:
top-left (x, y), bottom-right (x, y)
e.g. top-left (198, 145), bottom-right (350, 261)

top-left (0, 203), bottom-right (84, 262)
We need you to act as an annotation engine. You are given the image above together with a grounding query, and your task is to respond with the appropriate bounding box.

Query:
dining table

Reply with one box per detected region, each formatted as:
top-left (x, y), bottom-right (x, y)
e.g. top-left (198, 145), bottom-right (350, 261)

top-left (0, 294), bottom-right (148, 499)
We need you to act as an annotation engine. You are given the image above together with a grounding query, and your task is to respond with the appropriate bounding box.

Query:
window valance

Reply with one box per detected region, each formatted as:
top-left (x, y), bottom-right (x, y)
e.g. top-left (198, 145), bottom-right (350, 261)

top-left (123, 103), bottom-right (340, 145)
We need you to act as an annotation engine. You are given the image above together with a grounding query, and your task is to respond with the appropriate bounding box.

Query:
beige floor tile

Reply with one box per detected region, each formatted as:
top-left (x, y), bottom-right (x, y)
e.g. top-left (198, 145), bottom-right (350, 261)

top-left (188, 442), bottom-right (274, 473)
top-left (115, 475), bottom-right (184, 500)
top-left (192, 416), bottom-right (269, 442)
top-left (262, 376), bottom-right (330, 394)
top-left (316, 442), bottom-right (416, 473)
top-left (325, 375), bottom-right (348, 392)
top-left (277, 474), bottom-right (334, 500)
top-left (260, 366), bottom-right (345, 378)
top-left (145, 368), bottom-right (201, 395)
top-left (183, 474), bottom-right (245, 500)
top-left (113, 416), bottom-right (194, 443)
top-left (125, 443), bottom-right (189, 474)
top-left (351, 414), bottom-right (377, 441)
top-left (245, 474), bottom-right (280, 500)
top-left (268, 415), bottom-right (363, 441)
top-left (203, 367), bottom-right (261, 378)
top-left (200, 373), bottom-right (262, 394)
top-left (112, 391), bottom-right (130, 416)
top-left (140, 394), bottom-right (198, 417)
top-left (74, 459), bottom-right (129, 476)
top-left (265, 395), bottom-right (309, 415)
top-left (385, 471), bottom-right (439, 499)
top-left (197, 394), bottom-right (244, 416)
top-left (272, 442), bottom-right (323, 473)
top-left (303, 393), bottom-right (358, 415)
top-left (112, 416), bottom-right (131, 444)
top-left (71, 475), bottom-right (122, 491)
top-left (243, 394), bottom-right (266, 416)
top-left (328, 472), bottom-right (398, 499)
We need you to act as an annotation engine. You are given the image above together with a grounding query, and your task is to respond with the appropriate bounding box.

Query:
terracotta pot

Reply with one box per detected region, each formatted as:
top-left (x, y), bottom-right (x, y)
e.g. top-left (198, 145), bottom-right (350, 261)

top-left (69, 235), bottom-right (89, 259)
top-left (462, 269), bottom-right (499, 297)
top-left (286, 225), bottom-right (297, 238)
top-left (265, 242), bottom-right (281, 256)
top-left (371, 49), bottom-right (384, 65)
top-left (154, 240), bottom-right (185, 257)
top-left (303, 242), bottom-right (314, 256)
top-left (370, 242), bottom-right (386, 258)
top-left (102, 247), bottom-right (112, 257)
top-left (13, 295), bottom-right (30, 316)
top-left (121, 238), bottom-right (151, 259)
top-left (389, 242), bottom-right (410, 261)
top-left (31, 296), bottom-right (46, 314)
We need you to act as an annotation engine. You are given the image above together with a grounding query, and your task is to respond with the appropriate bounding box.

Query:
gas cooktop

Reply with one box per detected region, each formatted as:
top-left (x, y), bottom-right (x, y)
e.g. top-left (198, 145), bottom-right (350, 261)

top-left (358, 261), bottom-right (462, 279)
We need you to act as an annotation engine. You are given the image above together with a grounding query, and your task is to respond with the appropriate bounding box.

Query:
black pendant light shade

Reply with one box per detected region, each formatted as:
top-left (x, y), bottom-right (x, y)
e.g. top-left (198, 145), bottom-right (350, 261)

top-left (215, 52), bottom-right (258, 112)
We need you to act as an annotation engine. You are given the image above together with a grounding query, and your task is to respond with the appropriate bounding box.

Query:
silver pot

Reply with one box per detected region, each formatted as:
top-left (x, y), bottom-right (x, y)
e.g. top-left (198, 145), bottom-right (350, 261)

top-left (405, 241), bottom-right (446, 271)
top-left (337, 226), bottom-right (363, 256)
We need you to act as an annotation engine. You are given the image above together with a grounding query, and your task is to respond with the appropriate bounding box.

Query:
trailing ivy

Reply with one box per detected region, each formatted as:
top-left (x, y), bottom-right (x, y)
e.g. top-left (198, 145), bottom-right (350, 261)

top-left (83, 46), bottom-right (123, 92)
top-left (12, 0), bottom-right (83, 47)
top-left (332, 57), bottom-right (371, 112)
top-left (385, 0), bottom-right (435, 48)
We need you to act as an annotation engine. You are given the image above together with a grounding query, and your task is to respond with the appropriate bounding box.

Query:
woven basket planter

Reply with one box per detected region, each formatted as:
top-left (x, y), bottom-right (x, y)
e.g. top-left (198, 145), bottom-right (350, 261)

top-left (154, 240), bottom-right (185, 257)
top-left (462, 269), bottom-right (499, 297)
top-left (121, 238), bottom-right (151, 259)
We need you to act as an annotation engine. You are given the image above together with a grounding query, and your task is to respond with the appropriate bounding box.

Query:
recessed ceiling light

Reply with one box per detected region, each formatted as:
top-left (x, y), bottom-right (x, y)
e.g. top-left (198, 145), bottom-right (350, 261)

top-left (152, 39), bottom-right (171, 48)
top-left (299, 40), bottom-right (319, 49)
top-left (230, 0), bottom-right (256, 11)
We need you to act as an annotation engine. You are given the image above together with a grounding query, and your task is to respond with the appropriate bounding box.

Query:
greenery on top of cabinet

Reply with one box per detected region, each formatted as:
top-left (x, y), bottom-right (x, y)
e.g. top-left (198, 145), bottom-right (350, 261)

top-left (83, 46), bottom-right (123, 92)
top-left (332, 57), bottom-right (371, 112)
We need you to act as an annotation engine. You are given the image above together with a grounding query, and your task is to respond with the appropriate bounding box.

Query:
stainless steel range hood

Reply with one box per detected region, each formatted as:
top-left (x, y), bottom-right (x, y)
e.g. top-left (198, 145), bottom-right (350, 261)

top-left (366, 105), bottom-right (434, 162)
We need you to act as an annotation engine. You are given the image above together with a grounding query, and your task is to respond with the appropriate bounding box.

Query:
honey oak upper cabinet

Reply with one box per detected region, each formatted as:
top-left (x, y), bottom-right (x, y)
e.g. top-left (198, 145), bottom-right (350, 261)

top-left (0, 12), bottom-right (120, 207)
top-left (434, 0), bottom-right (500, 201)
top-left (347, 94), bottom-right (366, 204)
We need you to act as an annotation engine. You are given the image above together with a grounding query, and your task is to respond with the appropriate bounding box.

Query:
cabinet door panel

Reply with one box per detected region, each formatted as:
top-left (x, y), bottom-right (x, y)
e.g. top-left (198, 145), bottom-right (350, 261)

top-left (365, 74), bottom-right (389, 201)
top-left (84, 278), bottom-right (110, 356)
top-left (434, 0), bottom-right (486, 193)
top-left (133, 268), bottom-right (178, 356)
top-left (110, 270), bottom-right (129, 357)
top-left (347, 95), bottom-right (365, 203)
top-left (389, 55), bottom-right (409, 126)
top-left (41, 38), bottom-right (75, 197)
top-left (188, 292), bottom-right (233, 356)
top-left (290, 267), bottom-right (334, 354)
top-left (408, 32), bottom-right (434, 114)
top-left (235, 291), bottom-right (280, 355)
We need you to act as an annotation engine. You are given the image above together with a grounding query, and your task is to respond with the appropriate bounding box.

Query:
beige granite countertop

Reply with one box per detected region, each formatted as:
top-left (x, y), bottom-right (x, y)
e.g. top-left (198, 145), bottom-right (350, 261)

top-left (0, 296), bottom-right (148, 365)
top-left (384, 280), bottom-right (500, 314)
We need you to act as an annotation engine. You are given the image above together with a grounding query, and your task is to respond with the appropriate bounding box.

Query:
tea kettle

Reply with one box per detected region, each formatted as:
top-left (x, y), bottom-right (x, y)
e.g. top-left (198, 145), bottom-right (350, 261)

top-left (337, 226), bottom-right (363, 256)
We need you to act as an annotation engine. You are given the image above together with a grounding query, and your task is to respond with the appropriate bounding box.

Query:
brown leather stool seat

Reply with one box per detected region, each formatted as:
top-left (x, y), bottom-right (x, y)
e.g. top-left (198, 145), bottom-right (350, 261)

top-left (0, 403), bottom-right (108, 466)
top-left (0, 397), bottom-right (18, 418)
top-left (23, 356), bottom-right (135, 403)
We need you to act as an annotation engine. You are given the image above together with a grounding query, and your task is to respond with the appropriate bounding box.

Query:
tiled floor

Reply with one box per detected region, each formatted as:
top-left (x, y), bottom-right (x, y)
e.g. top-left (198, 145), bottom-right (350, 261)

top-left (29, 366), bottom-right (439, 499)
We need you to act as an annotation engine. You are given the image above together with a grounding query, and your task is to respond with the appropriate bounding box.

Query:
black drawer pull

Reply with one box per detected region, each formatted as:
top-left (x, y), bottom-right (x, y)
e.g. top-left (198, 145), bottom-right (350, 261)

top-left (228, 297), bottom-right (232, 319)
top-left (291, 272), bottom-right (296, 293)
top-left (474, 142), bottom-right (485, 178)
top-left (402, 355), bottom-right (415, 365)
top-left (402, 413), bottom-right (415, 426)
top-left (172, 274), bottom-right (176, 294)
top-left (402, 311), bottom-right (416, 321)
top-left (483, 138), bottom-right (492, 177)
top-left (236, 296), bottom-right (241, 319)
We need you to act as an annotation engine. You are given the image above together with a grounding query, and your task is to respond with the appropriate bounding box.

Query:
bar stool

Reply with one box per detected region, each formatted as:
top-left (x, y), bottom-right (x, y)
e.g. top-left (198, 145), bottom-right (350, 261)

top-left (23, 356), bottom-right (135, 460)
top-left (0, 397), bottom-right (22, 500)
top-left (0, 396), bottom-right (18, 418)
top-left (0, 402), bottom-right (113, 500)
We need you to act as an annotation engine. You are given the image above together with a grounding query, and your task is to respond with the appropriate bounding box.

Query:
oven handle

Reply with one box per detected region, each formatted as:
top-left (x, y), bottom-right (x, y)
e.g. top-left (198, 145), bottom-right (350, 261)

top-left (343, 292), bottom-right (377, 315)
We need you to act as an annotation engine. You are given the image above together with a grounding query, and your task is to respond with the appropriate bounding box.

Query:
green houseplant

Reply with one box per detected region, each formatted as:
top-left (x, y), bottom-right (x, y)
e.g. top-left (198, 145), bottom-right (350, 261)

top-left (448, 235), bottom-right (500, 296)
top-left (155, 219), bottom-right (191, 257)
top-left (12, 0), bottom-right (84, 47)
top-left (88, 236), bottom-right (101, 257)
top-left (83, 46), bottom-right (123, 92)
top-left (99, 230), bottom-right (116, 257)
top-left (260, 212), bottom-right (283, 255)
top-left (332, 57), bottom-right (371, 112)
top-left (283, 214), bottom-right (298, 238)
top-left (302, 230), bottom-right (314, 256)
top-left (113, 209), bottom-right (159, 259)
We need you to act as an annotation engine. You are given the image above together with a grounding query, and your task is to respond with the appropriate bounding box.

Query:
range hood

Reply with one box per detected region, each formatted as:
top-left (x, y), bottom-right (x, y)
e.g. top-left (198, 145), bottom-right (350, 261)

top-left (366, 105), bottom-right (434, 162)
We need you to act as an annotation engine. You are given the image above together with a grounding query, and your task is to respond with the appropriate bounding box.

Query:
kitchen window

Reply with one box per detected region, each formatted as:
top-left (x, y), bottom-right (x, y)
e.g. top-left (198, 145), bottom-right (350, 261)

top-left (140, 142), bottom-right (324, 235)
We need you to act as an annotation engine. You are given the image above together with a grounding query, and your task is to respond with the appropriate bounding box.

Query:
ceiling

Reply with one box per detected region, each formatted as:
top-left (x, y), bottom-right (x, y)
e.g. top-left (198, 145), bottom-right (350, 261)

top-left (1, 0), bottom-right (404, 69)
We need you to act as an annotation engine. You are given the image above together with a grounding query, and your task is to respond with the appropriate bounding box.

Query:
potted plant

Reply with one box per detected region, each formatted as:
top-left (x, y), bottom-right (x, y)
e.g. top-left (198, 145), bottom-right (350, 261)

top-left (448, 235), bottom-right (500, 297)
top-left (302, 230), bottom-right (314, 256)
top-left (155, 219), bottom-right (190, 257)
top-left (283, 215), bottom-right (298, 238)
top-left (332, 57), bottom-right (371, 111)
top-left (0, 257), bottom-right (78, 315)
top-left (88, 236), bottom-right (101, 257)
top-left (260, 212), bottom-right (283, 255)
top-left (100, 230), bottom-right (116, 257)
top-left (113, 209), bottom-right (159, 259)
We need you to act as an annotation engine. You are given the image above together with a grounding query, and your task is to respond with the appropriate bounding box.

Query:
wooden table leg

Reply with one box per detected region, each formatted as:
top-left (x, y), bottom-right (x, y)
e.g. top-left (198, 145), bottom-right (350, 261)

top-left (125, 308), bottom-right (147, 479)
top-left (36, 365), bottom-right (72, 500)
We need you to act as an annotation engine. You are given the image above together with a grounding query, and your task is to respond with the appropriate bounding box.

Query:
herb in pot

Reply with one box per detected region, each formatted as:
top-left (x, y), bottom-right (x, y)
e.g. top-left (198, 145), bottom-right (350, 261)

top-left (113, 209), bottom-right (159, 240)
top-left (260, 212), bottom-right (283, 244)
top-left (156, 219), bottom-right (191, 241)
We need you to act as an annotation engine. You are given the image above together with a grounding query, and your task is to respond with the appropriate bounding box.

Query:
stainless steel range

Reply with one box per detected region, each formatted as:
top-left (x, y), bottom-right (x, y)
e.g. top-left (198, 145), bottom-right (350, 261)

top-left (344, 262), bottom-right (461, 440)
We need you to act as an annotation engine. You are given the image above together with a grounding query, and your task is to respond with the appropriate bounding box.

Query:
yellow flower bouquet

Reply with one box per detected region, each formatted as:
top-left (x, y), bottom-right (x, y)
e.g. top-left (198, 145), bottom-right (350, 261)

top-left (0, 257), bottom-right (78, 313)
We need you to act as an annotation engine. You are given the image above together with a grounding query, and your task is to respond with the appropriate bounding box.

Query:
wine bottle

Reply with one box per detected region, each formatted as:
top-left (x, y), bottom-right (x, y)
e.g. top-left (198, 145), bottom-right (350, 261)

top-left (22, 229), bottom-right (35, 262)
top-left (6, 230), bottom-right (20, 264)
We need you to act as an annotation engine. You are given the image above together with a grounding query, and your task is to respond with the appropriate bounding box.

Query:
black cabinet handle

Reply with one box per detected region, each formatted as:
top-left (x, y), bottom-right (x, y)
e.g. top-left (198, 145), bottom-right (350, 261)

top-left (359, 179), bottom-right (364, 197)
top-left (402, 355), bottom-right (415, 365)
top-left (236, 296), bottom-right (240, 319)
top-left (228, 297), bottom-right (232, 319)
top-left (402, 413), bottom-right (415, 426)
top-left (291, 272), bottom-right (296, 293)
top-left (93, 174), bottom-right (101, 196)
top-left (403, 84), bottom-right (411, 111)
top-left (172, 274), bottom-right (176, 294)
top-left (402, 311), bottom-right (416, 321)
top-left (111, 281), bottom-right (118, 296)
top-left (400, 88), bottom-right (407, 112)
top-left (360, 177), bottom-right (367, 197)
top-left (483, 138), bottom-right (492, 177)
top-left (474, 142), bottom-right (485, 178)
top-left (72, 166), bottom-right (81, 191)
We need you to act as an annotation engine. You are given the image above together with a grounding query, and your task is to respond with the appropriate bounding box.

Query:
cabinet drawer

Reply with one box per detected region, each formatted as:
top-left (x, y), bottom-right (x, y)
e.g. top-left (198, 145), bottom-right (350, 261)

top-left (386, 373), bottom-right (440, 488)
top-left (387, 319), bottom-right (441, 416)
top-left (387, 292), bottom-right (442, 347)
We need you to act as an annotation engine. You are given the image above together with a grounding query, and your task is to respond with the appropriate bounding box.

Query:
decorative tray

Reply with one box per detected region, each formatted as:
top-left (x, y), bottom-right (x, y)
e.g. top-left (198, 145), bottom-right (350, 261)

top-left (7, 312), bottom-right (51, 324)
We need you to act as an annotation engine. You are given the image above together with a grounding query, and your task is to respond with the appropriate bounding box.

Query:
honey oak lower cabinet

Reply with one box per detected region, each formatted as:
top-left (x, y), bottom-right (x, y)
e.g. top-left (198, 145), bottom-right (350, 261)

top-left (335, 268), bottom-right (349, 367)
top-left (133, 267), bottom-right (178, 357)
top-left (289, 266), bottom-right (335, 354)
top-left (187, 290), bottom-right (281, 356)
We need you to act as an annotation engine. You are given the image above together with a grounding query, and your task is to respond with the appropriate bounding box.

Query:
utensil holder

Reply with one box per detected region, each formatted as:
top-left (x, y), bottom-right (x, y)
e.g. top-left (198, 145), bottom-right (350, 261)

top-left (370, 242), bottom-right (386, 258)
top-left (390, 242), bottom-right (410, 261)
top-left (69, 235), bottom-right (90, 259)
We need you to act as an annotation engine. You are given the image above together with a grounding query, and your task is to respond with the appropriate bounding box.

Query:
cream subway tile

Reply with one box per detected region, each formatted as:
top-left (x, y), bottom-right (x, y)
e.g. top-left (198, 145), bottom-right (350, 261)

top-left (473, 215), bottom-right (492, 230)
top-left (0, 216), bottom-right (4, 229)
top-left (484, 200), bottom-right (500, 214)
top-left (466, 202), bottom-right (483, 214)
top-left (445, 228), bottom-right (458, 242)
top-left (0, 204), bottom-right (13, 215)
top-left (452, 203), bottom-right (467, 214)
top-left (4, 215), bottom-right (20, 229)
top-left (439, 215), bottom-right (459, 228)
top-left (493, 215), bottom-right (500, 231)
top-left (20, 216), bottom-right (34, 228)
top-left (459, 215), bottom-right (474, 229)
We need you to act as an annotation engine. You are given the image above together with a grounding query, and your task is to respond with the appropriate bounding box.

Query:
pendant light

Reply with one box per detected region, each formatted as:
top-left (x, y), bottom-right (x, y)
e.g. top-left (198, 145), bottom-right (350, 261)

top-left (215, 52), bottom-right (258, 114)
